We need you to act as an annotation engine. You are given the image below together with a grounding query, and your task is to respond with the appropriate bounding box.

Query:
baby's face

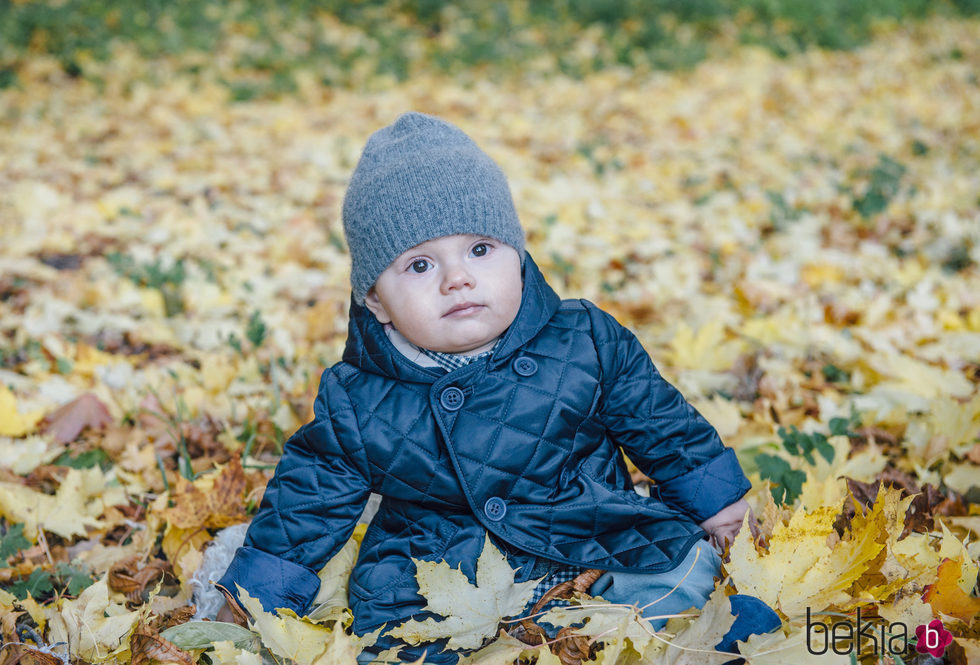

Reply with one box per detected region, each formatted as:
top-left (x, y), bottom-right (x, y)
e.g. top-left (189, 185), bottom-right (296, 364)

top-left (364, 234), bottom-right (522, 354)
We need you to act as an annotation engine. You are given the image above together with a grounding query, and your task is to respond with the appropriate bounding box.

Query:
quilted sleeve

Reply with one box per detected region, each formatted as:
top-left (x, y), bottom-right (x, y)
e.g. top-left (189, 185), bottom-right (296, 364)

top-left (216, 368), bottom-right (370, 614)
top-left (582, 300), bottom-right (750, 523)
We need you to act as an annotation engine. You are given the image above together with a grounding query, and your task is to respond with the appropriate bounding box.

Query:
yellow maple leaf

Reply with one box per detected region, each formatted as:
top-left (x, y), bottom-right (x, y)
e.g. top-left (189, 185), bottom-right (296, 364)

top-left (738, 313), bottom-right (804, 347)
top-left (161, 523), bottom-right (211, 584)
top-left (237, 587), bottom-right (333, 663)
top-left (664, 321), bottom-right (745, 371)
top-left (539, 596), bottom-right (659, 655)
top-left (459, 630), bottom-right (536, 665)
top-left (729, 488), bottom-right (908, 618)
top-left (735, 625), bottom-right (850, 664)
top-left (875, 520), bottom-right (975, 607)
top-left (529, 644), bottom-right (563, 665)
top-left (904, 395), bottom-right (980, 465)
top-left (797, 475), bottom-right (848, 514)
top-left (44, 575), bottom-right (142, 664)
top-left (936, 520), bottom-right (979, 595)
top-left (315, 619), bottom-right (364, 664)
top-left (795, 437), bottom-right (888, 507)
top-left (890, 533), bottom-right (942, 588)
top-left (850, 490), bottom-right (920, 602)
top-left (782, 526), bottom-right (882, 616)
top-left (0, 435), bottom-right (60, 474)
top-left (0, 385), bottom-right (44, 436)
top-left (800, 263), bottom-right (845, 288)
top-left (727, 505), bottom-right (837, 609)
top-left (208, 640), bottom-right (263, 665)
top-left (942, 463), bottom-right (980, 497)
top-left (388, 534), bottom-right (542, 651)
top-left (201, 354), bottom-right (239, 394)
top-left (19, 595), bottom-right (47, 633)
top-left (923, 557), bottom-right (980, 624)
top-left (877, 593), bottom-right (935, 630)
top-left (640, 589), bottom-right (737, 665)
top-left (456, 631), bottom-right (544, 665)
top-left (832, 487), bottom-right (914, 606)
top-left (868, 353), bottom-right (973, 401)
top-left (73, 343), bottom-right (125, 378)
top-left (689, 395), bottom-right (743, 439)
top-left (308, 523), bottom-right (366, 624)
top-left (236, 586), bottom-right (363, 665)
top-left (0, 467), bottom-right (126, 539)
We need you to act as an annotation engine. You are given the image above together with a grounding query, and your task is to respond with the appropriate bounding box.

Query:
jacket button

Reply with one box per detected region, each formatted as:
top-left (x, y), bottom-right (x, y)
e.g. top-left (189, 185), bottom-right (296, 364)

top-left (440, 386), bottom-right (465, 411)
top-left (512, 356), bottom-right (537, 377)
top-left (484, 496), bottom-right (507, 521)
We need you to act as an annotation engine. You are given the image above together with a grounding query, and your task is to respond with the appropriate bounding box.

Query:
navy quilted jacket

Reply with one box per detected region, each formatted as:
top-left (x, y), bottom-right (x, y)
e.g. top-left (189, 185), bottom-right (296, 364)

top-left (218, 253), bottom-right (750, 634)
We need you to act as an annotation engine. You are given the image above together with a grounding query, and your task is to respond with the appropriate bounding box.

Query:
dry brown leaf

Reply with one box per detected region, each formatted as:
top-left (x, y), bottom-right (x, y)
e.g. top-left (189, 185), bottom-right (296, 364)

top-left (130, 621), bottom-right (194, 665)
top-left (163, 456), bottom-right (248, 530)
top-left (42, 393), bottom-right (113, 444)
top-left (108, 556), bottom-right (144, 598)
top-left (0, 643), bottom-right (65, 665)
top-left (157, 605), bottom-right (196, 631)
top-left (949, 638), bottom-right (980, 665)
top-left (108, 557), bottom-right (173, 605)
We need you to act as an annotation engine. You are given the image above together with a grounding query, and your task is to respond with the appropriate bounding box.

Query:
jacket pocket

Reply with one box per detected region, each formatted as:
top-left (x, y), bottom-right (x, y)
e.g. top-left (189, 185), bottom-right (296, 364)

top-left (348, 510), bottom-right (459, 601)
top-left (549, 413), bottom-right (610, 500)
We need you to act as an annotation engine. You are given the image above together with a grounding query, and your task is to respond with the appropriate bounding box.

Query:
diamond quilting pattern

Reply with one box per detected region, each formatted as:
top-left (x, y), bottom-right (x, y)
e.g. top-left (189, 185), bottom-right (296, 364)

top-left (255, 297), bottom-right (748, 579)
top-left (334, 299), bottom-right (747, 571)
top-left (228, 255), bottom-right (751, 632)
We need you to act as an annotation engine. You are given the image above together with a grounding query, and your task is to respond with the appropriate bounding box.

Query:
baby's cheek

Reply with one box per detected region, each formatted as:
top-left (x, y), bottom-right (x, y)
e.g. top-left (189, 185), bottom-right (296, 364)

top-left (504, 293), bottom-right (523, 324)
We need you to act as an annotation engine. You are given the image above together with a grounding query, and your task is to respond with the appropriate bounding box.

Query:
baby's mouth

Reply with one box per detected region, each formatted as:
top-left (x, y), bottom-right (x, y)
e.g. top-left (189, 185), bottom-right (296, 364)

top-left (443, 302), bottom-right (484, 317)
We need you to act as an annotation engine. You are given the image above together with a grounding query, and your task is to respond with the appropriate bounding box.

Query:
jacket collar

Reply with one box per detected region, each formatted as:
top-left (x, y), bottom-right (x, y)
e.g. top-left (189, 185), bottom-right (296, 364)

top-left (342, 253), bottom-right (561, 382)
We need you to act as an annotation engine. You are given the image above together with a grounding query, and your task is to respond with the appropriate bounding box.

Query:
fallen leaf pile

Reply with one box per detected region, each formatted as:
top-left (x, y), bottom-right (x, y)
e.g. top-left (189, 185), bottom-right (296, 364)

top-left (1, 11), bottom-right (979, 665)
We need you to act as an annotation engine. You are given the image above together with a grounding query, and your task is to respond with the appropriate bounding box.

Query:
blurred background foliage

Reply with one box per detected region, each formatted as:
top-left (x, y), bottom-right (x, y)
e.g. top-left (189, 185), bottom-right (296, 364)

top-left (2, 0), bottom-right (979, 98)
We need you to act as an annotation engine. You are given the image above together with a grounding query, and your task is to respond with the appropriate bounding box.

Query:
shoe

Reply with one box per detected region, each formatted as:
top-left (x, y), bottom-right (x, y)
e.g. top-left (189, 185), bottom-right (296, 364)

top-left (716, 594), bottom-right (782, 663)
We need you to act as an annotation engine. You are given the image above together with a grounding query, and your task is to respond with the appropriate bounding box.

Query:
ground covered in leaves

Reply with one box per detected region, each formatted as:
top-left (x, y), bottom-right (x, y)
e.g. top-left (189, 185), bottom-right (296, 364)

top-left (1, 10), bottom-right (979, 665)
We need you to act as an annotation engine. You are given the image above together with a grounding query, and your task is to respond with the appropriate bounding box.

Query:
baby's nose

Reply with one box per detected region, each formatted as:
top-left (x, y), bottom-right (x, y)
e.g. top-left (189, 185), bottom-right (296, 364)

top-left (442, 265), bottom-right (475, 292)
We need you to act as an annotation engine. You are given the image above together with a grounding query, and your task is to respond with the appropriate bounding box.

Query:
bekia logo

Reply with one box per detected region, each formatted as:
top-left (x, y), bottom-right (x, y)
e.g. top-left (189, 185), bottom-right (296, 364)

top-left (915, 619), bottom-right (953, 658)
top-left (806, 607), bottom-right (953, 658)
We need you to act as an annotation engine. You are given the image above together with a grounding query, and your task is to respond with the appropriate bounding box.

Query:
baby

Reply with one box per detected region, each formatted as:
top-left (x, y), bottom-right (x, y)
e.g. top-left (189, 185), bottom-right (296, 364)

top-left (216, 112), bottom-right (778, 662)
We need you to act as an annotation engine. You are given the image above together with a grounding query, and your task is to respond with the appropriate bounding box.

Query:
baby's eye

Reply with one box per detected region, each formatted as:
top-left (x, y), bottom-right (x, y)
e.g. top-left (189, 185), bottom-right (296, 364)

top-left (410, 259), bottom-right (430, 273)
top-left (471, 243), bottom-right (490, 257)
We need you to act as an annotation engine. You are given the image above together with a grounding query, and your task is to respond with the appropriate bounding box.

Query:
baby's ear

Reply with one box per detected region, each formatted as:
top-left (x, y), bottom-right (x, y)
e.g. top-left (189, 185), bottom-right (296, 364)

top-left (363, 288), bottom-right (392, 324)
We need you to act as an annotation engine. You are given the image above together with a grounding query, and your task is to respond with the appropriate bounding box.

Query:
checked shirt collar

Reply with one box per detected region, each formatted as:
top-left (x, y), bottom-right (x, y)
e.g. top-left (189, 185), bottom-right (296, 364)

top-left (417, 340), bottom-right (501, 373)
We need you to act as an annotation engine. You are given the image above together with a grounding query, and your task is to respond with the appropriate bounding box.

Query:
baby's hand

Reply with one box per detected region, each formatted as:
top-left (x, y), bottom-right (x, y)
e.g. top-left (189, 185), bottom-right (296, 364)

top-left (216, 601), bottom-right (239, 624)
top-left (698, 498), bottom-right (750, 553)
top-left (214, 589), bottom-right (249, 627)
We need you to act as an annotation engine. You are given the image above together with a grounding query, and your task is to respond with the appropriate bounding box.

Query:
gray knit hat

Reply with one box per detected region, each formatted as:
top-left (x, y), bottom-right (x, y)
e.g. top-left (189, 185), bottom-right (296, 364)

top-left (342, 112), bottom-right (525, 304)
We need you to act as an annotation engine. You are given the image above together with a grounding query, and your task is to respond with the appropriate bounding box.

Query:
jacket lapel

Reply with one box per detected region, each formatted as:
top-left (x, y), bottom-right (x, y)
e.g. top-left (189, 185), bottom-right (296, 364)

top-left (487, 254), bottom-right (561, 368)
